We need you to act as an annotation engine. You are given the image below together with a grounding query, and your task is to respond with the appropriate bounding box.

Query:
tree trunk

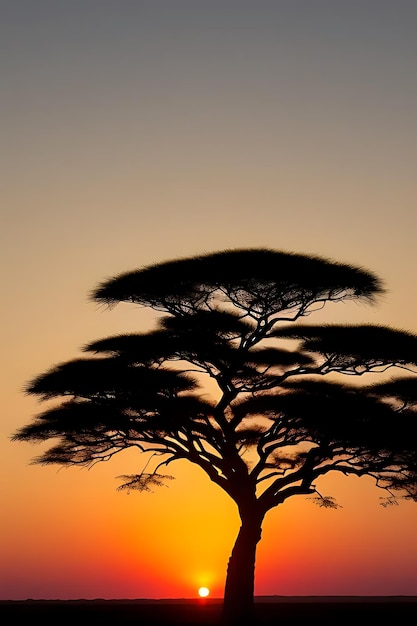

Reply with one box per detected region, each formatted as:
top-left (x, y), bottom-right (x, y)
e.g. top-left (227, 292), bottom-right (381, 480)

top-left (221, 508), bottom-right (265, 625)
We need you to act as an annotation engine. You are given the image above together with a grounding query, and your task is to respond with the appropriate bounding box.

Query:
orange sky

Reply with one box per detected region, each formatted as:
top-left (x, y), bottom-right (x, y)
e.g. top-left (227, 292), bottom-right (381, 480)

top-left (2, 1), bottom-right (417, 600)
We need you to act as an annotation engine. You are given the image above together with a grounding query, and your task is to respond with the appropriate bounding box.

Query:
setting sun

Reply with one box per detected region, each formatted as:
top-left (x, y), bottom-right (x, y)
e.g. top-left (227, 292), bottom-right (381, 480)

top-left (198, 586), bottom-right (210, 598)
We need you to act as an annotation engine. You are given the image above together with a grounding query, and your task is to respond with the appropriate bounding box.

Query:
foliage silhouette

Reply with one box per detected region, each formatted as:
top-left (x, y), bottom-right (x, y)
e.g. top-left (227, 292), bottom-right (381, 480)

top-left (13, 248), bottom-right (417, 625)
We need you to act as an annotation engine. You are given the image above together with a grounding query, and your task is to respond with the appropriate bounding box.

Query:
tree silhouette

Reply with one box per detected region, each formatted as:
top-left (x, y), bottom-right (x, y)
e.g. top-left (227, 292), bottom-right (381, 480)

top-left (13, 249), bottom-right (417, 624)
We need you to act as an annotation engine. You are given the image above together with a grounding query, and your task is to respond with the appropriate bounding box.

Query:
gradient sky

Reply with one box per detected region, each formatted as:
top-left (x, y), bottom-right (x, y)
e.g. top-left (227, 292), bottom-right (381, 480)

top-left (2, 0), bottom-right (417, 600)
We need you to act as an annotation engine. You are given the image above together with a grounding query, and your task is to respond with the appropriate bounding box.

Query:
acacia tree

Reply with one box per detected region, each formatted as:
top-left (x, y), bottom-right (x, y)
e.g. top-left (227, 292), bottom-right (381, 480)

top-left (13, 249), bottom-right (417, 624)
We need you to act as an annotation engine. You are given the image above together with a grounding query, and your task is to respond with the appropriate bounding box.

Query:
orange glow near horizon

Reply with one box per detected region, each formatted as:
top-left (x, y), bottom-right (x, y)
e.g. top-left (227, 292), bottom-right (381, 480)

top-left (3, 456), bottom-right (417, 599)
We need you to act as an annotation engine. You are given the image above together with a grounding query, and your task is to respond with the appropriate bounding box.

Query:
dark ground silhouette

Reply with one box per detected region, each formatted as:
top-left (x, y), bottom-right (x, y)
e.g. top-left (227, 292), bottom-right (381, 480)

top-left (1, 597), bottom-right (416, 624)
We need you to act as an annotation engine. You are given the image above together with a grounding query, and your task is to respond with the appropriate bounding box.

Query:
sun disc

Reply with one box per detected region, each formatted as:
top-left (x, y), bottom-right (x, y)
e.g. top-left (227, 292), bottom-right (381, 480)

top-left (198, 586), bottom-right (210, 598)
